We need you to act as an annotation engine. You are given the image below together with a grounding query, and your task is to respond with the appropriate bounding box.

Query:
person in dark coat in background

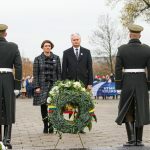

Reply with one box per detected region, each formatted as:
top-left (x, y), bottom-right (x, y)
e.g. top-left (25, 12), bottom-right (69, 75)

top-left (62, 33), bottom-right (93, 133)
top-left (110, 73), bottom-right (118, 99)
top-left (110, 73), bottom-right (115, 82)
top-left (33, 40), bottom-right (61, 134)
top-left (115, 24), bottom-right (150, 147)
top-left (0, 24), bottom-right (22, 149)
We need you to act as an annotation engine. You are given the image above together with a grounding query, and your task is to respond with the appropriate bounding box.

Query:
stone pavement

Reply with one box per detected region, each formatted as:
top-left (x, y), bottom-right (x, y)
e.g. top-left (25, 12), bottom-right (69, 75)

top-left (5, 98), bottom-right (150, 150)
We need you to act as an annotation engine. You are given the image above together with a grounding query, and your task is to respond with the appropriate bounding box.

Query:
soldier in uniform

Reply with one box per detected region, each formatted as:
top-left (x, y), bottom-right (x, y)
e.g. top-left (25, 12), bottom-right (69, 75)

top-left (0, 24), bottom-right (22, 149)
top-left (115, 24), bottom-right (150, 147)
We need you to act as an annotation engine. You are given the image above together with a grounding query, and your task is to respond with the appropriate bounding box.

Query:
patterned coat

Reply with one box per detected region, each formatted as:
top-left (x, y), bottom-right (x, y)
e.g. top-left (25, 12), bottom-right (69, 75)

top-left (33, 52), bottom-right (61, 105)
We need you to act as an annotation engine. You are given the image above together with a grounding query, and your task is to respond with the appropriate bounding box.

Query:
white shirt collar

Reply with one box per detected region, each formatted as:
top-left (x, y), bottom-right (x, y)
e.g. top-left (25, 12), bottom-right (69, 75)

top-left (73, 47), bottom-right (80, 54)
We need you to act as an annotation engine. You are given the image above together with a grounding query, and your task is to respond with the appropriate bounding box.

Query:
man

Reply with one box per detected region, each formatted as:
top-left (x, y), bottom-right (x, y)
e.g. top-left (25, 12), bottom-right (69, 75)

top-left (0, 24), bottom-right (22, 149)
top-left (62, 33), bottom-right (93, 133)
top-left (62, 33), bottom-right (93, 89)
top-left (115, 24), bottom-right (150, 147)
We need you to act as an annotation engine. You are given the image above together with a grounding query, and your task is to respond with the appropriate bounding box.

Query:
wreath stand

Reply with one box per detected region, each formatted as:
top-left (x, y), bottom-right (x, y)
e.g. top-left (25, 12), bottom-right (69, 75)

top-left (48, 108), bottom-right (85, 149)
top-left (54, 132), bottom-right (85, 149)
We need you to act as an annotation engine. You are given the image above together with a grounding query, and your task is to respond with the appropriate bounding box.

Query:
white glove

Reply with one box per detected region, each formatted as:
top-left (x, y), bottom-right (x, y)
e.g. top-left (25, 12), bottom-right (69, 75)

top-left (0, 141), bottom-right (7, 150)
top-left (14, 90), bottom-right (20, 96)
top-left (117, 90), bottom-right (121, 94)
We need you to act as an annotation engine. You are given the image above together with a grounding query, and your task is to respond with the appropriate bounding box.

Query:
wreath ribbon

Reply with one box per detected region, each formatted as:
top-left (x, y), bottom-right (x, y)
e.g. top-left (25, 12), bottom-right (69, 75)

top-left (48, 105), bottom-right (97, 121)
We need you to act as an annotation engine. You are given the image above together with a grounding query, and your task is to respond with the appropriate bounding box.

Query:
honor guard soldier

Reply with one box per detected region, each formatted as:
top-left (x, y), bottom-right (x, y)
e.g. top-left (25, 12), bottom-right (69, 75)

top-left (115, 24), bottom-right (150, 146)
top-left (0, 24), bottom-right (22, 149)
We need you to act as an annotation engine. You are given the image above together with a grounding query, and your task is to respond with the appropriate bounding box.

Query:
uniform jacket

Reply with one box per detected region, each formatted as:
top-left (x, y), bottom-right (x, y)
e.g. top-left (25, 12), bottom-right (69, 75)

top-left (33, 52), bottom-right (61, 105)
top-left (62, 46), bottom-right (93, 87)
top-left (115, 39), bottom-right (150, 127)
top-left (0, 37), bottom-right (22, 124)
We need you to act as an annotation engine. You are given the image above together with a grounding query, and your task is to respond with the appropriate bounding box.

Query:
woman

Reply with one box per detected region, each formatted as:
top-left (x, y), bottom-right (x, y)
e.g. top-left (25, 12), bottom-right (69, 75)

top-left (33, 40), bottom-right (61, 133)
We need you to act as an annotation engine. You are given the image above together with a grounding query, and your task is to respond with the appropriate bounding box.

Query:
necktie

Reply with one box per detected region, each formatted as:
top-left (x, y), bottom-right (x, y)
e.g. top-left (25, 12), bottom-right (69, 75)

top-left (75, 49), bottom-right (78, 59)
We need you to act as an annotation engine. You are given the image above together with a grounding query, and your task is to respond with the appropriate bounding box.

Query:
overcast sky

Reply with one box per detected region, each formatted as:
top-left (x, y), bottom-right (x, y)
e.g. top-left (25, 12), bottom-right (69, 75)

top-left (1, 0), bottom-right (150, 61)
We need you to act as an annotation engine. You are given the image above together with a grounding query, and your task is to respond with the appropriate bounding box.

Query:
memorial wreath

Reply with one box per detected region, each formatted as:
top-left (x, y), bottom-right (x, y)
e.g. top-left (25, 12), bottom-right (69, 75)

top-left (47, 80), bottom-right (97, 134)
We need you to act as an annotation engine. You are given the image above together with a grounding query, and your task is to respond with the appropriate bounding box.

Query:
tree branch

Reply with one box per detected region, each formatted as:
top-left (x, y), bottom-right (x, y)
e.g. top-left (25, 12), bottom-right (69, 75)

top-left (142, 0), bottom-right (150, 7)
top-left (140, 6), bottom-right (150, 13)
top-left (136, 4), bottom-right (150, 18)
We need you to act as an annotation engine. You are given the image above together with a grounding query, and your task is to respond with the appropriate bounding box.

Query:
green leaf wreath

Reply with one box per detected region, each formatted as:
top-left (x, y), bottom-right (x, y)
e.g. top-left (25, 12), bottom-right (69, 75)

top-left (47, 80), bottom-right (97, 134)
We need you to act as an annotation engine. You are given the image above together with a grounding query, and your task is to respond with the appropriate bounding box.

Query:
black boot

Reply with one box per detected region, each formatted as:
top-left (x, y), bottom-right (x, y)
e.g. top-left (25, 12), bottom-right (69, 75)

top-left (3, 125), bottom-right (12, 149)
top-left (43, 120), bottom-right (54, 133)
top-left (49, 123), bottom-right (54, 133)
top-left (41, 104), bottom-right (49, 134)
top-left (123, 122), bottom-right (136, 146)
top-left (136, 126), bottom-right (144, 146)
top-left (43, 119), bottom-right (49, 134)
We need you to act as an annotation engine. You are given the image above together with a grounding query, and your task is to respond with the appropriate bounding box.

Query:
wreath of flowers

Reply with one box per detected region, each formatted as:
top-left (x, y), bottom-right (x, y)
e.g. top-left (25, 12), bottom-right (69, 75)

top-left (47, 80), bottom-right (97, 134)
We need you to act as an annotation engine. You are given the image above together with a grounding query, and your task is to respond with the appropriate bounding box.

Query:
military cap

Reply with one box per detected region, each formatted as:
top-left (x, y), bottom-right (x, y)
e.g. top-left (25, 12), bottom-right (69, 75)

top-left (0, 24), bottom-right (8, 31)
top-left (128, 24), bottom-right (143, 33)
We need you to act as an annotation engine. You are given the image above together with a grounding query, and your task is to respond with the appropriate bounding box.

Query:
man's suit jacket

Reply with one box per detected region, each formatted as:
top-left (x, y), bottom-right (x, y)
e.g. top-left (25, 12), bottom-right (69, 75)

top-left (62, 46), bottom-right (93, 87)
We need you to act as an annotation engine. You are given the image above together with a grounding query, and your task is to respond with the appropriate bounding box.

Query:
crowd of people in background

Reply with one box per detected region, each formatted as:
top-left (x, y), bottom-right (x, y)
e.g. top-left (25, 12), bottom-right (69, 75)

top-left (19, 73), bottom-right (116, 99)
top-left (19, 76), bottom-right (34, 98)
top-left (94, 73), bottom-right (115, 83)
top-left (93, 73), bottom-right (118, 100)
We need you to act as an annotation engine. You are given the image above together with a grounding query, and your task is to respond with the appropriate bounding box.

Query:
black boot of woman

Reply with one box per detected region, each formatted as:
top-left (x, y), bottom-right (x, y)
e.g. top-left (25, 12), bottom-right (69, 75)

top-left (41, 104), bottom-right (53, 133)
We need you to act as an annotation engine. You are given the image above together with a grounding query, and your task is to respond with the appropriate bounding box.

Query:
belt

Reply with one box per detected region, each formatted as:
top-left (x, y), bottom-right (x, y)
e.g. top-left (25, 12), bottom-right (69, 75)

top-left (0, 68), bottom-right (13, 73)
top-left (124, 69), bottom-right (145, 73)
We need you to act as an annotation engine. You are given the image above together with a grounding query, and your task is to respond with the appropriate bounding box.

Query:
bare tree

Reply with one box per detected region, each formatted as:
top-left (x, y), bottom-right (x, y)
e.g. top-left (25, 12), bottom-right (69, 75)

top-left (22, 57), bottom-right (33, 77)
top-left (90, 14), bottom-right (126, 73)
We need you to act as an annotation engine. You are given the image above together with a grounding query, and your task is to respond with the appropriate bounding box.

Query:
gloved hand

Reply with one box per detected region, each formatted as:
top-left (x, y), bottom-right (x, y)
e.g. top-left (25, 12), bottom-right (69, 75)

top-left (117, 90), bottom-right (121, 94)
top-left (14, 90), bottom-right (20, 96)
top-left (0, 141), bottom-right (6, 150)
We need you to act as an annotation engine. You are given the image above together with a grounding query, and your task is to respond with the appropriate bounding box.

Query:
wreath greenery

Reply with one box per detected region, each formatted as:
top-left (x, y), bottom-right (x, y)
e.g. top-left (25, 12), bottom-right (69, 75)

top-left (47, 80), bottom-right (97, 134)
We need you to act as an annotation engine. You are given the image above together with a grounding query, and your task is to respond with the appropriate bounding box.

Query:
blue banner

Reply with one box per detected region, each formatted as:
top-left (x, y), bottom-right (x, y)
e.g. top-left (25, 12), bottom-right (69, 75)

top-left (92, 82), bottom-right (119, 96)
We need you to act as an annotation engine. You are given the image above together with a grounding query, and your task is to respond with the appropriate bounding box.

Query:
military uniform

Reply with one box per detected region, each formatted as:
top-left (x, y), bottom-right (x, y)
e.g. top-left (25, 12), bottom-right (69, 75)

top-left (115, 24), bottom-right (150, 146)
top-left (0, 24), bottom-right (22, 149)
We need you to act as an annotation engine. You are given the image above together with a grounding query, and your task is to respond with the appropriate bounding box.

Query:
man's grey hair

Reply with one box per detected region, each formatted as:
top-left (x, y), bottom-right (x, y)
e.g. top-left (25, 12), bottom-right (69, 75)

top-left (70, 33), bottom-right (81, 39)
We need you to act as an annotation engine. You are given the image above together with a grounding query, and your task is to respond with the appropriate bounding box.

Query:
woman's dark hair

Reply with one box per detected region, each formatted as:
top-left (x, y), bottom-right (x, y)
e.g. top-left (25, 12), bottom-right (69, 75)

top-left (41, 40), bottom-right (54, 49)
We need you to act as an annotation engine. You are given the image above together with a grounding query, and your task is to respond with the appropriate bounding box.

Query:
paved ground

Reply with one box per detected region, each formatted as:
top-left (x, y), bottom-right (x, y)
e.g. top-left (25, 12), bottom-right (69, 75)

top-left (3, 98), bottom-right (150, 150)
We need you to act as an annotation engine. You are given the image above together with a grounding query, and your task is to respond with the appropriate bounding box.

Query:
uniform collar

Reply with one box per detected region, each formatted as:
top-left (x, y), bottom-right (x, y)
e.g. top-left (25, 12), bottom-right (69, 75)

top-left (128, 39), bottom-right (141, 44)
top-left (0, 37), bottom-right (7, 42)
